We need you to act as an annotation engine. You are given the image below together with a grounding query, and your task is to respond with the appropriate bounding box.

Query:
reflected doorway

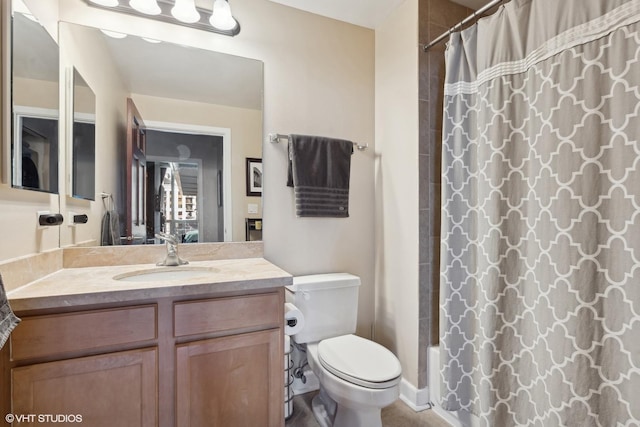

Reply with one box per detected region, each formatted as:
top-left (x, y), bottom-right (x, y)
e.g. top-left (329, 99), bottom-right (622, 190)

top-left (145, 128), bottom-right (225, 243)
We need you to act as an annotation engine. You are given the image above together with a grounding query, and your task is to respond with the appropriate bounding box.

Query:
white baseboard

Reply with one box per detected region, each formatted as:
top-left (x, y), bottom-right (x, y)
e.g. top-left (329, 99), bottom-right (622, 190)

top-left (398, 378), bottom-right (431, 412)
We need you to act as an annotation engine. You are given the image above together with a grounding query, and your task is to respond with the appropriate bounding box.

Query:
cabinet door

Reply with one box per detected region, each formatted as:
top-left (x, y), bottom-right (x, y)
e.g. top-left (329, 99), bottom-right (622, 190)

top-left (12, 348), bottom-right (157, 427)
top-left (176, 329), bottom-right (283, 427)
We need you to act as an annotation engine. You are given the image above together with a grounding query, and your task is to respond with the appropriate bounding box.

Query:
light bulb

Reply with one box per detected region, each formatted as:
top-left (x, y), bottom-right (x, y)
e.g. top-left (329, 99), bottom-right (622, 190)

top-left (209, 0), bottom-right (237, 31)
top-left (89, 0), bottom-right (119, 6)
top-left (171, 0), bottom-right (200, 23)
top-left (129, 0), bottom-right (160, 15)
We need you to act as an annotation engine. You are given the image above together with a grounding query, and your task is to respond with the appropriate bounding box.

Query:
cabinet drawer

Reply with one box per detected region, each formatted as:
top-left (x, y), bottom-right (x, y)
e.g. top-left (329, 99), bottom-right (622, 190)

top-left (11, 305), bottom-right (157, 361)
top-left (174, 293), bottom-right (281, 337)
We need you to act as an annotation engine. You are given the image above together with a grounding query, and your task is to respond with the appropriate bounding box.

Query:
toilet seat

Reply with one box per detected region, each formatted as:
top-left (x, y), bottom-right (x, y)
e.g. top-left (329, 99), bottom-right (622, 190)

top-left (317, 334), bottom-right (402, 389)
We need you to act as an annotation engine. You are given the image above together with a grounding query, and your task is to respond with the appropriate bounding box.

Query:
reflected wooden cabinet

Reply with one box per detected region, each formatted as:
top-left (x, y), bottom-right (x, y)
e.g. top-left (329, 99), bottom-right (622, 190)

top-left (1, 289), bottom-right (285, 427)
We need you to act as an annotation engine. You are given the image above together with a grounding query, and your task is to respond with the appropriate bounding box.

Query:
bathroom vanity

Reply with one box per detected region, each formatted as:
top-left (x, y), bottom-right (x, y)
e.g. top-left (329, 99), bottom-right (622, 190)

top-left (0, 257), bottom-right (290, 427)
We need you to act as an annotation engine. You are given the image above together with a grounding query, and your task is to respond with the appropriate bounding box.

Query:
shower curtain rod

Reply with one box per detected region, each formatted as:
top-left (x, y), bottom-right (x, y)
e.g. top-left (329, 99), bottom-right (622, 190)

top-left (423, 0), bottom-right (505, 52)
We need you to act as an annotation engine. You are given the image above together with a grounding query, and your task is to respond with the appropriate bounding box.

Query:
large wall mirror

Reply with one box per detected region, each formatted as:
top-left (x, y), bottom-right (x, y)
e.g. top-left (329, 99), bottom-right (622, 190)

top-left (60, 22), bottom-right (263, 245)
top-left (11, 0), bottom-right (59, 194)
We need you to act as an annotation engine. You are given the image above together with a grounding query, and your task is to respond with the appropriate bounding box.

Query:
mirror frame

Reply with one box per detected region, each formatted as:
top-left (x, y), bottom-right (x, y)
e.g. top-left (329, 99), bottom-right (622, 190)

top-left (1, 0), bottom-right (11, 184)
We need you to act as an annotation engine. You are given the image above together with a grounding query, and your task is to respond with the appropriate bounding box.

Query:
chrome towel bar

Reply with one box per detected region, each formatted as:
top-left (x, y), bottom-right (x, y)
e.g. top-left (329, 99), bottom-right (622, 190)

top-left (268, 133), bottom-right (368, 152)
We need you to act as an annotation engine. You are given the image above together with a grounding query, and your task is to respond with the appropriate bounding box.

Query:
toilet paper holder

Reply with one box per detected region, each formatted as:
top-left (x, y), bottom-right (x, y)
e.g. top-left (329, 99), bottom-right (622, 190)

top-left (284, 302), bottom-right (305, 336)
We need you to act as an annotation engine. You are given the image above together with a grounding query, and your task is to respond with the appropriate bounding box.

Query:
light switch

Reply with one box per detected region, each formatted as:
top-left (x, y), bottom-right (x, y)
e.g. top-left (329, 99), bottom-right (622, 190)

top-left (248, 203), bottom-right (258, 214)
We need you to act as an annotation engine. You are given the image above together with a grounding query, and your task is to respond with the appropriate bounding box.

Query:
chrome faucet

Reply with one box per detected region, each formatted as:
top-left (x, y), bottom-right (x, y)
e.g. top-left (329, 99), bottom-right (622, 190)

top-left (155, 233), bottom-right (189, 266)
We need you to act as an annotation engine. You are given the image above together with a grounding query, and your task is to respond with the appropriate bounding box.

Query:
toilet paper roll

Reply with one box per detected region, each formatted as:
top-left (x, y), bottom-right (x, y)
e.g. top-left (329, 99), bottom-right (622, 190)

top-left (284, 303), bottom-right (305, 336)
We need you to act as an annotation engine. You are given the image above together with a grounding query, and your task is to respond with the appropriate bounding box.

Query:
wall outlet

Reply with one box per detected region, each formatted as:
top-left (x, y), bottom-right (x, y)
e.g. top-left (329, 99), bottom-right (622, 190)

top-left (37, 211), bottom-right (64, 228)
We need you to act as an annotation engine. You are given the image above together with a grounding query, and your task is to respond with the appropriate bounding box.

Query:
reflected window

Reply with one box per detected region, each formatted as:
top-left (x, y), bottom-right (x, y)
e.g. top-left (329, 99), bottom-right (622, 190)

top-left (157, 163), bottom-right (200, 243)
top-left (13, 115), bottom-right (58, 193)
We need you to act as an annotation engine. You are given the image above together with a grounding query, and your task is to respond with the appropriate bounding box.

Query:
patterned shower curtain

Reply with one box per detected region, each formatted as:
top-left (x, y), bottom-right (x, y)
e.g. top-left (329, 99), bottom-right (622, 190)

top-left (439, 0), bottom-right (640, 425)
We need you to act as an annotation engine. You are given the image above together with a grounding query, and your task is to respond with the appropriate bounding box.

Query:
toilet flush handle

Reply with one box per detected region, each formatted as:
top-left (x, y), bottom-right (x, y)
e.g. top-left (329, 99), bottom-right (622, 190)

top-left (303, 291), bottom-right (311, 301)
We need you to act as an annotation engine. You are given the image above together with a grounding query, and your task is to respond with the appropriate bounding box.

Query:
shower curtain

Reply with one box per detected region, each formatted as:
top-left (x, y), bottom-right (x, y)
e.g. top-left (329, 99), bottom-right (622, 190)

top-left (439, 0), bottom-right (640, 425)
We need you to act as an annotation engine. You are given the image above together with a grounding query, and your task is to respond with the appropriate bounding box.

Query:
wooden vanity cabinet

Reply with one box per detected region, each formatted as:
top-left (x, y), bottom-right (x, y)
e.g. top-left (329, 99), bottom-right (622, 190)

top-left (173, 292), bottom-right (284, 427)
top-left (0, 288), bottom-right (285, 427)
top-left (12, 348), bottom-right (158, 427)
top-left (175, 329), bottom-right (281, 426)
top-left (3, 305), bottom-right (159, 426)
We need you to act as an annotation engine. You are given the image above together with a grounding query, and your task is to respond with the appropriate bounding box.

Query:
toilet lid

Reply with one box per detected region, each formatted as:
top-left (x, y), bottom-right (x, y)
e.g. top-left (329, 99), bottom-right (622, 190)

top-left (318, 334), bottom-right (402, 389)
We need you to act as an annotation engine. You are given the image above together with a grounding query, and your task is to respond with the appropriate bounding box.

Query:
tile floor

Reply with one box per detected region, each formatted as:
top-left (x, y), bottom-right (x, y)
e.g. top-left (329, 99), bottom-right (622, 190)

top-left (285, 392), bottom-right (451, 427)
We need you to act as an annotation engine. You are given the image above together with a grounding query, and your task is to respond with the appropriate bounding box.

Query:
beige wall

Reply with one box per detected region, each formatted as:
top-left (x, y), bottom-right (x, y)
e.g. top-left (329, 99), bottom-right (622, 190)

top-left (13, 77), bottom-right (58, 110)
top-left (251, 5), bottom-right (376, 337)
top-left (375, 0), bottom-right (421, 386)
top-left (252, 1), bottom-right (376, 338)
top-left (74, 84), bottom-right (96, 116)
top-left (0, 188), bottom-right (59, 260)
top-left (130, 94), bottom-right (262, 242)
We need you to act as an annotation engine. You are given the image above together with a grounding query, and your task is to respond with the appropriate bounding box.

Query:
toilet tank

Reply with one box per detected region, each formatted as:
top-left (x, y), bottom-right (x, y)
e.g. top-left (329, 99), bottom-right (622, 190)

top-left (285, 273), bottom-right (360, 344)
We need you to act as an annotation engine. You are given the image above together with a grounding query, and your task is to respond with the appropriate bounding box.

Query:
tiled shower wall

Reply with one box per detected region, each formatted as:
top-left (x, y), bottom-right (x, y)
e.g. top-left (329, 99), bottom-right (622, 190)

top-left (417, 0), bottom-right (471, 389)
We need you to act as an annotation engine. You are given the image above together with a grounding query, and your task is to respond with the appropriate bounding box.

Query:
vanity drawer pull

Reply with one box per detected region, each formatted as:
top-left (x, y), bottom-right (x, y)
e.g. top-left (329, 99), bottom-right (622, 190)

top-left (174, 293), bottom-right (281, 337)
top-left (10, 305), bottom-right (157, 361)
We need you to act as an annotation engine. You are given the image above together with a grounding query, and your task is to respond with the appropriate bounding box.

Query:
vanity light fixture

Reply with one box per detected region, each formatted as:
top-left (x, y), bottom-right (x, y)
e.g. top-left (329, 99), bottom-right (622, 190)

top-left (171, 0), bottom-right (200, 23)
top-left (209, 0), bottom-right (238, 31)
top-left (129, 0), bottom-right (161, 15)
top-left (82, 0), bottom-right (241, 36)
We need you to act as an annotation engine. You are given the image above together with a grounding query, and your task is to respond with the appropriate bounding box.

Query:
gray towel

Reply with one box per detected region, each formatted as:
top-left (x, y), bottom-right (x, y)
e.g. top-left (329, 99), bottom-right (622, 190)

top-left (0, 274), bottom-right (20, 350)
top-left (101, 195), bottom-right (121, 245)
top-left (100, 210), bottom-right (120, 245)
top-left (287, 134), bottom-right (353, 218)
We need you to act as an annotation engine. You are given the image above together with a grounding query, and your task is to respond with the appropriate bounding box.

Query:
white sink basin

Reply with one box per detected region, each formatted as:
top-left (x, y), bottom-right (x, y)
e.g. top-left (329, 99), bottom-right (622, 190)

top-left (113, 267), bottom-right (219, 282)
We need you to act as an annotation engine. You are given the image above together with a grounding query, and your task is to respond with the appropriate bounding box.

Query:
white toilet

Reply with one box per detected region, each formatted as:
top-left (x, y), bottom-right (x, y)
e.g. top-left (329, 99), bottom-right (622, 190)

top-left (286, 273), bottom-right (402, 427)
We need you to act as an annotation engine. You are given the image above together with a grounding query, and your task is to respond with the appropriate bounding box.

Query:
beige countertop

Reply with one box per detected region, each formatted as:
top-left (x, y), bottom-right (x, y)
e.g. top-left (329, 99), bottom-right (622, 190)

top-left (7, 258), bottom-right (292, 312)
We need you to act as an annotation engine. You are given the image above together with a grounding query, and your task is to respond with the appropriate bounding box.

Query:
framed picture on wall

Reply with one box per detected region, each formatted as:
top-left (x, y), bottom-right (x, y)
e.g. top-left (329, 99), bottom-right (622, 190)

top-left (246, 157), bottom-right (263, 196)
